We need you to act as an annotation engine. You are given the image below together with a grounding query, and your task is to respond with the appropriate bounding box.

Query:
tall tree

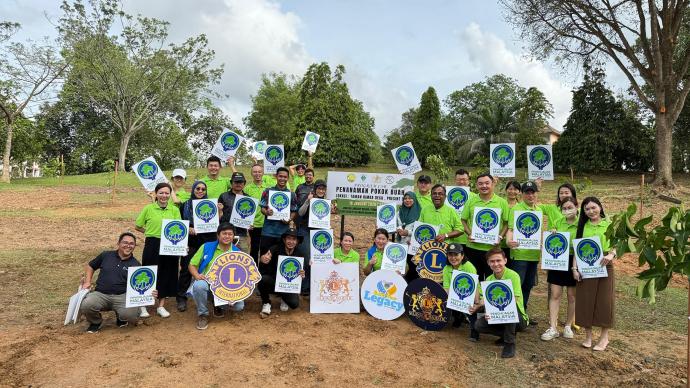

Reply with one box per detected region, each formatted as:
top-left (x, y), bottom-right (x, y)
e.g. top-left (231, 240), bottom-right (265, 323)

top-left (410, 87), bottom-right (449, 165)
top-left (59, 0), bottom-right (222, 171)
top-left (383, 108), bottom-right (416, 151)
top-left (501, 0), bottom-right (690, 189)
top-left (244, 73), bottom-right (300, 144)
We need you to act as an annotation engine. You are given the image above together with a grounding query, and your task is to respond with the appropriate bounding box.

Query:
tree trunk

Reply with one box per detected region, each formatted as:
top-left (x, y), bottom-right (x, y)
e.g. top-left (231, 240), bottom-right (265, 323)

top-left (117, 132), bottom-right (132, 172)
top-left (1, 120), bottom-right (14, 184)
top-left (653, 114), bottom-right (675, 189)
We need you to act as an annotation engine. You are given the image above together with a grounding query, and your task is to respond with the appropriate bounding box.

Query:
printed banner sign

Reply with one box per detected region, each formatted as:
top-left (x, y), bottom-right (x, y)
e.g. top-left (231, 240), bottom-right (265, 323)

top-left (252, 141), bottom-right (267, 160)
top-left (211, 128), bottom-right (244, 160)
top-left (391, 142), bottom-right (422, 174)
top-left (409, 222), bottom-right (440, 255)
top-left (132, 156), bottom-right (167, 192)
top-left (125, 266), bottom-right (158, 308)
top-left (527, 145), bottom-right (554, 180)
top-left (326, 171), bottom-right (414, 203)
top-left (403, 278), bottom-right (449, 331)
top-left (263, 144), bottom-right (285, 174)
top-left (541, 231), bottom-right (570, 271)
top-left (490, 143), bottom-right (516, 177)
top-left (574, 236), bottom-right (608, 279)
top-left (310, 229), bottom-right (335, 264)
top-left (301, 131), bottom-right (320, 153)
top-left (207, 251), bottom-right (262, 302)
top-left (412, 240), bottom-right (448, 283)
top-left (308, 198), bottom-right (332, 229)
top-left (267, 190), bottom-right (291, 221)
top-left (446, 270), bottom-right (479, 314)
top-left (159, 219), bottom-right (189, 256)
top-left (471, 207), bottom-right (502, 245)
top-left (229, 195), bottom-right (258, 229)
top-left (381, 242), bottom-right (408, 273)
top-left (361, 270), bottom-right (407, 320)
top-left (445, 186), bottom-right (470, 216)
top-left (310, 263), bottom-right (360, 313)
top-left (275, 256), bottom-right (304, 294)
top-left (376, 203), bottom-right (398, 232)
top-left (512, 210), bottom-right (543, 250)
top-left (481, 279), bottom-right (519, 324)
top-left (192, 199), bottom-right (220, 234)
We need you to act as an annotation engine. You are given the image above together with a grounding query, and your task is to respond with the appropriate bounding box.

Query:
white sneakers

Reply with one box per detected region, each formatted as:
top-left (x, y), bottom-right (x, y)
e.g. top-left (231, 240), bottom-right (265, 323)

top-left (261, 303), bottom-right (272, 315)
top-left (280, 300), bottom-right (289, 312)
top-left (139, 307), bottom-right (150, 318)
top-left (563, 325), bottom-right (574, 339)
top-left (541, 327), bottom-right (560, 341)
top-left (156, 306), bottom-right (171, 318)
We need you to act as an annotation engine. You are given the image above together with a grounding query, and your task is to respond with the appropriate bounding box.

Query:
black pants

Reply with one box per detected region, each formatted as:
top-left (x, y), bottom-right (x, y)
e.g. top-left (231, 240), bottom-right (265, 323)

top-left (178, 233), bottom-right (216, 301)
top-left (257, 274), bottom-right (300, 309)
top-left (404, 254), bottom-right (419, 282)
top-left (249, 227), bottom-right (263, 262)
top-left (452, 310), bottom-right (477, 328)
top-left (464, 246), bottom-right (492, 281)
top-left (502, 247), bottom-right (512, 268)
top-left (475, 314), bottom-right (527, 344)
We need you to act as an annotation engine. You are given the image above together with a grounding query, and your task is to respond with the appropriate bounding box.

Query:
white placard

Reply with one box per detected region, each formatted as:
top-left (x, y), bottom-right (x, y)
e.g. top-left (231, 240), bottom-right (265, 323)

top-left (252, 141), bottom-right (267, 160)
top-left (159, 219), bottom-right (189, 256)
top-left (125, 266), bottom-right (158, 308)
top-left (325, 171), bottom-right (414, 202)
top-left (213, 294), bottom-right (229, 307)
top-left (527, 145), bottom-right (554, 180)
top-left (541, 231), bottom-right (570, 271)
top-left (381, 242), bottom-right (408, 273)
top-left (229, 194), bottom-right (258, 229)
top-left (192, 199), bottom-right (220, 234)
top-left (132, 156), bottom-right (168, 192)
top-left (490, 143), bottom-right (516, 177)
top-left (263, 144), bottom-right (285, 174)
top-left (267, 190), bottom-right (291, 221)
top-left (447, 270), bottom-right (479, 314)
top-left (445, 186), bottom-right (470, 216)
top-left (308, 198), bottom-right (331, 229)
top-left (408, 222), bottom-right (440, 255)
top-left (360, 270), bottom-right (407, 320)
top-left (376, 203), bottom-right (398, 233)
top-left (481, 279), bottom-right (519, 324)
top-left (301, 131), bottom-right (320, 153)
top-left (65, 288), bottom-right (89, 325)
top-left (310, 229), bottom-right (335, 264)
top-left (471, 207), bottom-right (502, 245)
top-left (211, 128), bottom-right (244, 160)
top-left (574, 236), bottom-right (608, 279)
top-left (512, 210), bottom-right (543, 250)
top-left (275, 256), bottom-right (304, 294)
top-left (391, 142), bottom-right (422, 175)
top-left (310, 263), bottom-right (360, 313)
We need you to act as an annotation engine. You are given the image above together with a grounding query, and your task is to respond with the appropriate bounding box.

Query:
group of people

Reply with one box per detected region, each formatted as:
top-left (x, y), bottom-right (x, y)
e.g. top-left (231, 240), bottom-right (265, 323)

top-left (80, 159), bottom-right (617, 359)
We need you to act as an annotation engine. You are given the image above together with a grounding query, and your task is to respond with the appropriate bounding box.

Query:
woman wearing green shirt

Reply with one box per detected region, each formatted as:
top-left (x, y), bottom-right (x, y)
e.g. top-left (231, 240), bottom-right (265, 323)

top-left (573, 197), bottom-right (616, 351)
top-left (501, 180), bottom-right (522, 264)
top-left (333, 232), bottom-right (360, 264)
top-left (442, 243), bottom-right (480, 340)
top-left (135, 182), bottom-right (182, 319)
top-left (364, 229), bottom-right (389, 275)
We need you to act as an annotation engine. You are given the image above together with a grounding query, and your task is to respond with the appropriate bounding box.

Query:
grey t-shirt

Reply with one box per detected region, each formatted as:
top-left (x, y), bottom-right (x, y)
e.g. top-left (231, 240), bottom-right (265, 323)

top-left (89, 250), bottom-right (141, 295)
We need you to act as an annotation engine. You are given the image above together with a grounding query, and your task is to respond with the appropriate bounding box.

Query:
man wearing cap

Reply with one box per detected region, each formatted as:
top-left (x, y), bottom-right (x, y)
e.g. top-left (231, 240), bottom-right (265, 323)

top-left (202, 155), bottom-right (230, 200)
top-left (505, 181), bottom-right (549, 315)
top-left (218, 172), bottom-right (250, 249)
top-left (171, 168), bottom-right (190, 206)
top-left (442, 243), bottom-right (479, 340)
top-left (453, 169), bottom-right (478, 249)
top-left (415, 175), bottom-right (434, 211)
top-left (419, 184), bottom-right (464, 244)
top-left (257, 226), bottom-right (306, 317)
top-left (297, 179), bottom-right (330, 295)
top-left (259, 167), bottom-right (299, 256)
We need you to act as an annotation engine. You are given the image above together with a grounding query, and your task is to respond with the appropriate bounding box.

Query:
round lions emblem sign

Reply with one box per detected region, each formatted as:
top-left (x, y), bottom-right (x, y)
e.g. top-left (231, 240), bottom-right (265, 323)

top-left (412, 240), bottom-right (448, 283)
top-left (206, 251), bottom-right (262, 302)
top-left (403, 278), bottom-right (449, 331)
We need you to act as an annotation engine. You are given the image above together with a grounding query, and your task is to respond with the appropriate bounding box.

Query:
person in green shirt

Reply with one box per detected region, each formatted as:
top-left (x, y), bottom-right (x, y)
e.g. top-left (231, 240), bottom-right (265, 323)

top-left (453, 169), bottom-right (479, 248)
top-left (134, 182), bottom-right (182, 319)
top-left (364, 229), bottom-right (390, 275)
top-left (461, 173), bottom-right (509, 281)
top-left (535, 179), bottom-right (578, 229)
top-left (419, 184), bottom-right (464, 243)
top-left (442, 243), bottom-right (480, 340)
top-left (201, 155), bottom-right (230, 199)
top-left (171, 168), bottom-right (190, 206)
top-left (333, 232), bottom-right (360, 264)
top-left (289, 152), bottom-right (313, 190)
top-left (501, 180), bottom-right (522, 265)
top-left (243, 163), bottom-right (272, 262)
top-left (415, 175), bottom-right (433, 211)
top-left (470, 247), bottom-right (529, 358)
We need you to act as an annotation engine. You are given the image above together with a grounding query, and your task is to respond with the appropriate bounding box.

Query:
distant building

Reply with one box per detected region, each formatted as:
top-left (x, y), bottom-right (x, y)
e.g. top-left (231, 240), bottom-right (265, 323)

top-left (541, 125), bottom-right (561, 145)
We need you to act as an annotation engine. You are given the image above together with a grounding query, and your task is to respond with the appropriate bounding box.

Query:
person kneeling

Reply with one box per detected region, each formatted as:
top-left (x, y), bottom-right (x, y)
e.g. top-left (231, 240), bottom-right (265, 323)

top-left (470, 248), bottom-right (529, 358)
top-left (443, 243), bottom-right (480, 341)
top-left (188, 223), bottom-right (246, 330)
top-left (258, 226), bottom-right (306, 317)
top-left (80, 232), bottom-right (156, 333)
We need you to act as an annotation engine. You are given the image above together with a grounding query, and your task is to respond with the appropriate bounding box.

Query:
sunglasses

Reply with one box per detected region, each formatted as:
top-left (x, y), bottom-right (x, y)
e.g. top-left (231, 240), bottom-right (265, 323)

top-left (195, 187), bottom-right (207, 191)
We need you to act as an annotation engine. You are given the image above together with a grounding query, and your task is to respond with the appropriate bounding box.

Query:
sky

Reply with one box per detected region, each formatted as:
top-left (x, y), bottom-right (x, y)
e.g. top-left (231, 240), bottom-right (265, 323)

top-left (1, 0), bottom-right (632, 140)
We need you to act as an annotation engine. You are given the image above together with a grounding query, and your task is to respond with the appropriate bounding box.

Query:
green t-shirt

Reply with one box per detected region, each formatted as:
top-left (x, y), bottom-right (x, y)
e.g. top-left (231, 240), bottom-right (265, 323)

top-left (541, 203), bottom-right (563, 230)
top-left (202, 176), bottom-right (230, 200)
top-left (442, 261), bottom-right (477, 289)
top-left (175, 188), bottom-right (191, 206)
top-left (500, 201), bottom-right (517, 248)
top-left (135, 202), bottom-right (182, 238)
top-left (292, 175), bottom-right (306, 190)
top-left (189, 243), bottom-right (230, 275)
top-left (244, 180), bottom-right (272, 228)
top-left (416, 190), bottom-right (433, 212)
top-left (367, 250), bottom-right (383, 271)
top-left (582, 219), bottom-right (612, 252)
top-left (554, 216), bottom-right (578, 253)
top-left (461, 193), bottom-right (509, 251)
top-left (507, 201), bottom-right (551, 262)
top-left (334, 247), bottom-right (360, 264)
top-left (458, 191), bottom-right (479, 245)
top-left (419, 204), bottom-right (463, 243)
top-left (485, 267), bottom-right (528, 323)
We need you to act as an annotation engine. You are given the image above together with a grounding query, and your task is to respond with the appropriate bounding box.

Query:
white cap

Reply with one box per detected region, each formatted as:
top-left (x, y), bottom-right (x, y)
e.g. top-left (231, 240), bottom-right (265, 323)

top-left (172, 168), bottom-right (187, 178)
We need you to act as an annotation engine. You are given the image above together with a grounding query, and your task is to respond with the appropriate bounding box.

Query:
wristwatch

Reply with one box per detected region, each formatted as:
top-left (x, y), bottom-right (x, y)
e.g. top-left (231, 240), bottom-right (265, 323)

top-left (445, 233), bottom-right (449, 239)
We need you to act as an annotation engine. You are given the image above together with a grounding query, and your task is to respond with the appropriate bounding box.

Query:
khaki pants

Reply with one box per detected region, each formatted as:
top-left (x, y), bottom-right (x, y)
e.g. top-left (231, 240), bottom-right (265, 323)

top-left (80, 291), bottom-right (139, 324)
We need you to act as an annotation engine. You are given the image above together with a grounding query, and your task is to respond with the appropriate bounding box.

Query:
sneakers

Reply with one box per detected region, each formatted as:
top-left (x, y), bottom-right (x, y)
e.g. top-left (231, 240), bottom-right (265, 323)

top-left (196, 315), bottom-right (209, 330)
top-left (213, 307), bottom-right (225, 318)
top-left (176, 299), bottom-right (187, 312)
top-left (280, 300), bottom-right (289, 312)
top-left (529, 318), bottom-right (538, 326)
top-left (541, 327), bottom-right (560, 341)
top-left (501, 343), bottom-right (516, 358)
top-left (116, 318), bottom-right (129, 328)
top-left (86, 322), bottom-right (102, 333)
top-left (563, 326), bottom-right (574, 339)
top-left (139, 307), bottom-right (150, 318)
top-left (260, 303), bottom-right (271, 317)
top-left (156, 306), bottom-right (171, 318)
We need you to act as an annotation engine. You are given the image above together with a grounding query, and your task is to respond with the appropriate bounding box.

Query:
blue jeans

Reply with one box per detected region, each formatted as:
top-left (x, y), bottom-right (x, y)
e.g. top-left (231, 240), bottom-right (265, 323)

top-left (510, 260), bottom-right (537, 311)
top-left (192, 280), bottom-right (245, 316)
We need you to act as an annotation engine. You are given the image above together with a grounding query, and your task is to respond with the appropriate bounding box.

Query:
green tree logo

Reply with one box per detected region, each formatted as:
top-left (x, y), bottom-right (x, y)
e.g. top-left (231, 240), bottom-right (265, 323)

top-left (306, 133), bottom-right (318, 145)
top-left (266, 146), bottom-right (283, 165)
top-left (486, 283), bottom-right (512, 311)
top-left (221, 132), bottom-right (239, 151)
top-left (492, 145), bottom-right (514, 167)
top-left (164, 221), bottom-right (187, 245)
top-left (271, 192), bottom-right (289, 211)
top-left (386, 244), bottom-right (405, 263)
top-left (516, 213), bottom-right (540, 238)
top-left (577, 240), bottom-right (601, 265)
top-left (415, 225), bottom-right (436, 243)
top-left (476, 209), bottom-right (499, 233)
top-left (130, 268), bottom-right (155, 295)
top-left (195, 200), bottom-right (217, 223)
top-left (312, 231), bottom-right (333, 253)
top-left (529, 146), bottom-right (551, 170)
top-left (311, 200), bottom-right (330, 219)
top-left (447, 188), bottom-right (468, 209)
top-left (453, 273), bottom-right (475, 299)
top-left (545, 233), bottom-right (567, 258)
top-left (395, 146), bottom-right (415, 166)
top-left (280, 258), bottom-right (301, 282)
top-left (236, 198), bottom-right (256, 218)
top-left (136, 160), bottom-right (158, 180)
top-left (378, 205), bottom-right (395, 224)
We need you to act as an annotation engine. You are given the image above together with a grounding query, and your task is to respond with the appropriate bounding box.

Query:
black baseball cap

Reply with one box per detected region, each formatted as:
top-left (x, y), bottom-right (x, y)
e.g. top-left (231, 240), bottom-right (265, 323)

top-left (231, 172), bottom-right (246, 183)
top-left (522, 181), bottom-right (538, 192)
top-left (417, 175), bottom-right (432, 183)
top-left (314, 179), bottom-right (327, 188)
top-left (447, 243), bottom-right (464, 254)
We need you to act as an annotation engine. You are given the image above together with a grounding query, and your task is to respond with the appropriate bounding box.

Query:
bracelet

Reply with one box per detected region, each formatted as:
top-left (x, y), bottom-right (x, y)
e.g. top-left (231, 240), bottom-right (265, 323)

top-left (571, 267), bottom-right (578, 271)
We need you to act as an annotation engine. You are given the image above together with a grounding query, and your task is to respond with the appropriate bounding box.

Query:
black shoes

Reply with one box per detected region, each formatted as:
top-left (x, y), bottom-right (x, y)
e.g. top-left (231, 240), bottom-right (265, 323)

top-left (177, 299), bottom-right (187, 312)
top-left (86, 323), bottom-right (102, 333)
top-left (501, 343), bottom-right (516, 358)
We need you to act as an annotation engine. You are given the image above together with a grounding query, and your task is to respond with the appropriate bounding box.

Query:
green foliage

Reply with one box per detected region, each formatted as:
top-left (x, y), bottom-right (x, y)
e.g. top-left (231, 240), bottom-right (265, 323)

top-left (409, 87), bottom-right (450, 165)
top-left (425, 154), bottom-right (451, 184)
top-left (243, 73), bottom-right (300, 144)
top-left (383, 108), bottom-right (415, 151)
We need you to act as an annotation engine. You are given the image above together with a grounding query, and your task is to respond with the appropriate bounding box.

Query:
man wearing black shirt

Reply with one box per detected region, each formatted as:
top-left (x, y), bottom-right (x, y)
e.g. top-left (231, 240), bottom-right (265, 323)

top-left (218, 172), bottom-right (249, 249)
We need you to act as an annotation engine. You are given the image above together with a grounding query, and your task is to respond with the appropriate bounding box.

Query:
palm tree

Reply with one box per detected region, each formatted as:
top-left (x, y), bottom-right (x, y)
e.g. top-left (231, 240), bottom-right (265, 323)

top-left (455, 102), bottom-right (520, 164)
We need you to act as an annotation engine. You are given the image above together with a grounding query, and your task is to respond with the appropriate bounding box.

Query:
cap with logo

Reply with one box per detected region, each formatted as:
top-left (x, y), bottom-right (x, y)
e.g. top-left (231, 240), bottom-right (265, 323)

top-left (521, 181), bottom-right (538, 192)
top-left (447, 243), bottom-right (464, 254)
top-left (231, 172), bottom-right (246, 183)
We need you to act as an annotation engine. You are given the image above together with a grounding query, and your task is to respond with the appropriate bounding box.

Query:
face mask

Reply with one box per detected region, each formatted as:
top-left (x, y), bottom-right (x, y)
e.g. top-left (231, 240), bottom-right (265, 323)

top-left (562, 208), bottom-right (577, 218)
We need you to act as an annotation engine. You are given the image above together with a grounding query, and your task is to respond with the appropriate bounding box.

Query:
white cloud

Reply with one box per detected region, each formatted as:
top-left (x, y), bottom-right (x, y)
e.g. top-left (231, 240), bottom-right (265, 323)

top-left (459, 22), bottom-right (573, 131)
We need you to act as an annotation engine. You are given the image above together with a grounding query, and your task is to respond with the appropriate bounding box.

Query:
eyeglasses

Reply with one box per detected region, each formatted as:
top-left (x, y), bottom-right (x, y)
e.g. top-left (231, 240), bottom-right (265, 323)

top-left (195, 187), bottom-right (207, 191)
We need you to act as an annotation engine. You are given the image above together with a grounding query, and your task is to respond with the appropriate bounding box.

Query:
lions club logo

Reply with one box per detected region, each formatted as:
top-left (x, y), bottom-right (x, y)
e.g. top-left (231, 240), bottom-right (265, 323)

top-left (310, 199), bottom-right (330, 219)
top-left (394, 146), bottom-right (415, 166)
top-left (312, 230), bottom-right (333, 254)
top-left (403, 278), bottom-right (449, 331)
top-left (207, 251), bottom-right (262, 302)
top-left (279, 257), bottom-right (302, 282)
top-left (447, 187), bottom-right (468, 210)
top-left (130, 267), bottom-right (155, 295)
top-left (529, 146), bottom-right (551, 170)
top-left (136, 160), bottom-right (158, 180)
top-left (265, 145), bottom-right (284, 166)
top-left (475, 209), bottom-right (499, 233)
top-left (413, 241), bottom-right (447, 283)
top-left (545, 233), bottom-right (568, 259)
top-left (220, 131), bottom-right (240, 152)
top-left (452, 273), bottom-right (475, 299)
top-left (516, 212), bottom-right (540, 238)
top-left (318, 271), bottom-right (354, 304)
top-left (492, 144), bottom-right (514, 167)
top-left (194, 200), bottom-right (217, 223)
top-left (163, 221), bottom-right (187, 245)
top-left (234, 197), bottom-right (256, 219)
top-left (576, 239), bottom-right (601, 266)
